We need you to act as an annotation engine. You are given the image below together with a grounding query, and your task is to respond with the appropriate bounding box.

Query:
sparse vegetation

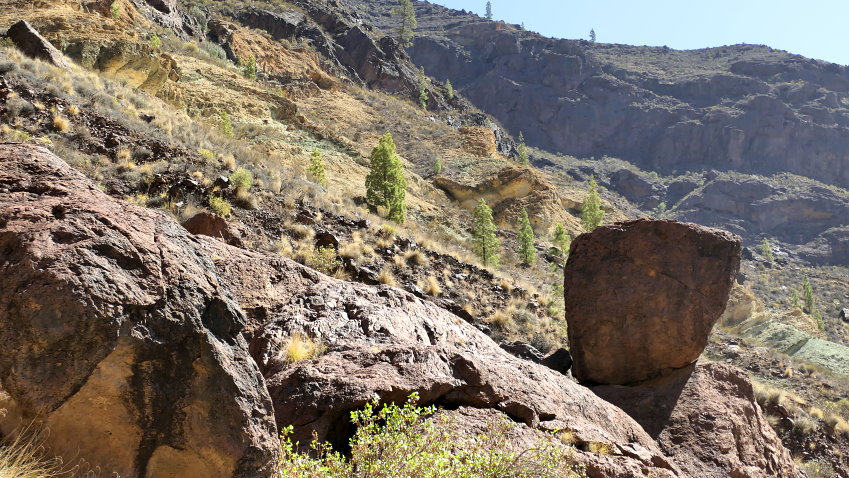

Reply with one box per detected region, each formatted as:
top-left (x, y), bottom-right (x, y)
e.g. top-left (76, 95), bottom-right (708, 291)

top-left (242, 55), bottom-right (258, 80)
top-left (308, 149), bottom-right (327, 187)
top-left (580, 175), bottom-right (604, 231)
top-left (230, 168), bottom-right (254, 193)
top-left (279, 333), bottom-right (325, 364)
top-left (445, 79), bottom-right (454, 100)
top-left (276, 393), bottom-right (585, 478)
top-left (760, 237), bottom-right (774, 264)
top-left (150, 33), bottom-right (161, 50)
top-left (418, 67), bottom-right (429, 109)
top-left (517, 131), bottom-right (529, 165)
top-left (208, 196), bottom-right (232, 217)
top-left (110, 1), bottom-right (121, 19)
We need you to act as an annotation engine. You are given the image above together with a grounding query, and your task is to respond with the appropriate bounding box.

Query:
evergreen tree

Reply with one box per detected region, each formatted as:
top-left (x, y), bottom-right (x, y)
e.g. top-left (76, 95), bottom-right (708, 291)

top-left (242, 55), bottom-right (258, 80)
top-left (589, 28), bottom-right (596, 43)
top-left (433, 157), bottom-right (443, 174)
top-left (581, 175), bottom-right (604, 231)
top-left (802, 276), bottom-right (815, 314)
top-left (308, 149), bottom-right (327, 187)
top-left (445, 79), bottom-right (454, 100)
top-left (517, 131), bottom-right (529, 165)
top-left (517, 208), bottom-right (536, 265)
top-left (417, 67), bottom-right (429, 109)
top-left (366, 132), bottom-right (407, 223)
top-left (759, 237), bottom-right (774, 264)
top-left (552, 223), bottom-right (571, 259)
top-left (472, 198), bottom-right (499, 267)
top-left (485, 1), bottom-right (493, 20)
top-left (391, 0), bottom-right (417, 48)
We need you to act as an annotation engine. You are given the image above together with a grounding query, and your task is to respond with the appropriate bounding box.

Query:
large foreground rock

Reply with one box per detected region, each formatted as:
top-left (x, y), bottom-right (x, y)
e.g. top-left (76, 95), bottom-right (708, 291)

top-left (0, 144), bottom-right (277, 477)
top-left (565, 219), bottom-right (742, 384)
top-left (593, 363), bottom-right (804, 478)
top-left (195, 237), bottom-right (681, 478)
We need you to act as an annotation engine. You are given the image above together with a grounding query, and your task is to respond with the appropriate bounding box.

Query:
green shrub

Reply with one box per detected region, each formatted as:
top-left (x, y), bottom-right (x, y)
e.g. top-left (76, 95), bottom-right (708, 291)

top-left (230, 168), bottom-right (253, 192)
top-left (209, 196), bottom-right (231, 217)
top-left (243, 55), bottom-right (258, 80)
top-left (150, 33), bottom-right (161, 50)
top-left (219, 112), bottom-right (234, 136)
top-left (303, 246), bottom-right (341, 275)
top-left (277, 393), bottom-right (584, 478)
top-left (110, 1), bottom-right (121, 19)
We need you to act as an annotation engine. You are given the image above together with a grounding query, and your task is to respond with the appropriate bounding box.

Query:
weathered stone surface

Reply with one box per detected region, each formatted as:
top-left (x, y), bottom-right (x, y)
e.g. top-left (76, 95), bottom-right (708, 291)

top-left (6, 20), bottom-right (71, 70)
top-left (593, 363), bottom-right (804, 478)
top-left (0, 144), bottom-right (277, 478)
top-left (565, 219), bottom-right (742, 385)
top-left (196, 237), bottom-right (682, 477)
top-left (182, 211), bottom-right (244, 246)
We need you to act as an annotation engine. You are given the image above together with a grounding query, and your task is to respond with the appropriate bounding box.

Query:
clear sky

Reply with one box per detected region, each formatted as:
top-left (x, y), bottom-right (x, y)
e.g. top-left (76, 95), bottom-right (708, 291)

top-left (429, 0), bottom-right (849, 65)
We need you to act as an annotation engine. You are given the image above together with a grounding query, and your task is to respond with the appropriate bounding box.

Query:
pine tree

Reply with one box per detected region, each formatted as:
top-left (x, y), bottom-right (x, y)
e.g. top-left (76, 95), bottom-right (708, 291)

top-left (243, 55), bottom-right (258, 80)
top-left (802, 276), bottom-right (815, 314)
top-left (552, 223), bottom-right (571, 259)
top-left (517, 208), bottom-right (536, 265)
top-left (392, 0), bottom-right (417, 48)
top-left (759, 237), bottom-right (774, 264)
top-left (417, 67), bottom-right (429, 109)
top-left (308, 149), bottom-right (327, 187)
top-left (581, 175), bottom-right (604, 231)
top-left (485, 1), bottom-right (493, 20)
top-left (445, 79), bottom-right (454, 100)
top-left (589, 28), bottom-right (596, 43)
top-left (472, 198), bottom-right (499, 267)
top-left (517, 131), bottom-right (529, 165)
top-left (366, 132), bottom-right (407, 223)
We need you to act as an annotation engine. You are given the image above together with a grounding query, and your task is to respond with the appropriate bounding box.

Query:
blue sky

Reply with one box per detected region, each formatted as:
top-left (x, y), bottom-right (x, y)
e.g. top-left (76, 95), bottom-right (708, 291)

top-left (429, 0), bottom-right (849, 65)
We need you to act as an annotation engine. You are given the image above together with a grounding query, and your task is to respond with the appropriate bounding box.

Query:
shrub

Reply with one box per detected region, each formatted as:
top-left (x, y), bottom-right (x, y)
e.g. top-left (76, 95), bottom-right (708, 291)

top-left (150, 33), bottom-right (161, 50)
top-left (580, 175), bottom-right (604, 231)
top-left (303, 246), bottom-right (341, 275)
top-left (377, 268), bottom-right (397, 287)
top-left (242, 55), bottom-right (258, 80)
top-left (51, 115), bottom-right (70, 133)
top-left (110, 1), bottom-right (121, 18)
top-left (219, 111), bottom-right (234, 136)
top-left (209, 196), bottom-right (231, 217)
top-left (308, 149), bottom-right (327, 187)
top-left (230, 168), bottom-right (253, 192)
top-left (277, 393), bottom-right (584, 478)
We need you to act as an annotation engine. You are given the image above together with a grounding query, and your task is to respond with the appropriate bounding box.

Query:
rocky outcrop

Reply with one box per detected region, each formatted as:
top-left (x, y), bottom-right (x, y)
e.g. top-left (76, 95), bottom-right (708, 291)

top-left (0, 144), bottom-right (277, 477)
top-left (565, 219), bottom-right (742, 385)
top-left (63, 39), bottom-right (180, 92)
top-left (181, 211), bottom-right (244, 246)
top-left (129, 0), bottom-right (204, 39)
top-left (195, 237), bottom-right (682, 477)
top-left (593, 363), bottom-right (804, 478)
top-left (6, 20), bottom-right (71, 71)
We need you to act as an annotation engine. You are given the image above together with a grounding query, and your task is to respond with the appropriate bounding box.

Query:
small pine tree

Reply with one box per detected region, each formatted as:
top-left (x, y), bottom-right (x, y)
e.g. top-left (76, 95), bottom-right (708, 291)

top-left (485, 1), bottom-right (493, 20)
top-left (552, 223), bottom-right (571, 259)
top-left (110, 1), bottom-right (121, 18)
top-left (581, 175), bottom-right (604, 231)
top-left (802, 276), bottom-right (815, 314)
top-left (366, 132), bottom-right (407, 223)
top-left (391, 0), bottom-right (417, 48)
top-left (243, 55), bottom-right (258, 80)
top-left (472, 198), bottom-right (499, 267)
top-left (150, 33), bottom-right (161, 50)
top-left (433, 157), bottom-right (443, 174)
top-left (517, 208), bottom-right (536, 266)
top-left (445, 79), bottom-right (454, 100)
top-left (790, 290), bottom-right (801, 309)
top-left (517, 131), bottom-right (529, 165)
top-left (759, 237), bottom-right (774, 264)
top-left (219, 112), bottom-right (234, 136)
top-left (589, 28), bottom-right (596, 43)
top-left (309, 149), bottom-right (327, 187)
top-left (417, 67), bottom-right (429, 109)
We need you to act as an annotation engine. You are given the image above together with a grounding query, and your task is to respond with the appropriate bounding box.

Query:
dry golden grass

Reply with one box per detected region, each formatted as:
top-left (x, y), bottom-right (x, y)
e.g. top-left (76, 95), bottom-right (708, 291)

top-left (377, 268), bottom-right (397, 287)
top-left (51, 115), bottom-right (70, 133)
top-left (66, 104), bottom-right (80, 116)
top-left (404, 249), bottom-right (429, 268)
top-left (418, 275), bottom-right (441, 296)
top-left (0, 428), bottom-right (62, 478)
top-left (279, 334), bottom-right (325, 364)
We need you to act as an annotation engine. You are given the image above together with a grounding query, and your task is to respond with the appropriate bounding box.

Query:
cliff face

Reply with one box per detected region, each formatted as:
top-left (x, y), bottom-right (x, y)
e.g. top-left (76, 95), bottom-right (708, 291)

top-left (347, 0), bottom-right (849, 189)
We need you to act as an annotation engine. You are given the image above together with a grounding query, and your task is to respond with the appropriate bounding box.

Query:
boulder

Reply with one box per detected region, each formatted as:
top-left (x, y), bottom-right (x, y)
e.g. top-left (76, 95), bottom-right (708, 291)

top-left (182, 211), bottom-right (244, 246)
top-left (0, 144), bottom-right (277, 477)
top-left (6, 20), bottom-right (72, 71)
top-left (541, 348), bottom-right (573, 376)
top-left (195, 237), bottom-right (682, 477)
top-left (565, 219), bottom-right (741, 385)
top-left (593, 363), bottom-right (804, 478)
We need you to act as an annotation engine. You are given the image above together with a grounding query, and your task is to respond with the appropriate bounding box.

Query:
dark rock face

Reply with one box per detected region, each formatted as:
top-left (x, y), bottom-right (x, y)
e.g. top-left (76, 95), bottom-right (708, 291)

top-left (593, 363), bottom-right (804, 478)
top-left (6, 20), bottom-right (71, 70)
top-left (0, 145), bottom-right (277, 478)
top-left (182, 211), bottom-right (244, 246)
top-left (565, 219), bottom-right (742, 385)
top-left (130, 0), bottom-right (204, 39)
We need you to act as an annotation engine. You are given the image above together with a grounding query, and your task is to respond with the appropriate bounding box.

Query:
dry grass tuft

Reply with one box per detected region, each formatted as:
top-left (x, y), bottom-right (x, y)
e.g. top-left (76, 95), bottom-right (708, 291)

top-left (51, 115), bottom-right (70, 133)
top-left (418, 275), bottom-right (441, 296)
top-left (404, 249), bottom-right (429, 267)
top-left (279, 334), bottom-right (325, 364)
top-left (0, 428), bottom-right (62, 478)
top-left (377, 268), bottom-right (397, 287)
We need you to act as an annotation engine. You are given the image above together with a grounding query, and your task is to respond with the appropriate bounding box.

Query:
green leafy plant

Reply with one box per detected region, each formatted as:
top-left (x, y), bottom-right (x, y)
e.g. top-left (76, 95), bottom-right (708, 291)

top-left (472, 198), bottom-right (500, 268)
top-left (760, 237), bottom-right (774, 264)
top-left (209, 196), bottom-right (231, 217)
top-left (517, 131), bottom-right (529, 165)
top-left (149, 33), bottom-right (161, 50)
top-left (277, 393), bottom-right (585, 478)
top-left (243, 55), bottom-right (258, 80)
top-left (110, 1), bottom-right (121, 19)
top-left (303, 246), bottom-right (342, 275)
top-left (365, 132), bottom-right (407, 223)
top-left (581, 175), bottom-right (604, 231)
top-left (219, 111), bottom-right (234, 136)
top-left (517, 208), bottom-right (536, 266)
top-left (552, 223), bottom-right (571, 261)
top-left (445, 79), bottom-right (454, 100)
top-left (433, 157), bottom-right (443, 174)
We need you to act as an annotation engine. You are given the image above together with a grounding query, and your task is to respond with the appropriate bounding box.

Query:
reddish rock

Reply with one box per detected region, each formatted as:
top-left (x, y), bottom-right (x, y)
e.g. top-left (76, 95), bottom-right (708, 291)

top-left (196, 237), bottom-right (681, 477)
top-left (6, 20), bottom-right (72, 71)
top-left (593, 362), bottom-right (804, 478)
top-left (0, 144), bottom-right (276, 478)
top-left (182, 211), bottom-right (244, 246)
top-left (565, 219), bottom-right (742, 385)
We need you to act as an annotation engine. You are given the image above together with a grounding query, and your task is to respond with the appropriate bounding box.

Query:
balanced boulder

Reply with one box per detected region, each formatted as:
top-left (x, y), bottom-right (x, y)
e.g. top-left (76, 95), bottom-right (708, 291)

top-left (0, 144), bottom-right (277, 478)
top-left (565, 219), bottom-right (742, 385)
